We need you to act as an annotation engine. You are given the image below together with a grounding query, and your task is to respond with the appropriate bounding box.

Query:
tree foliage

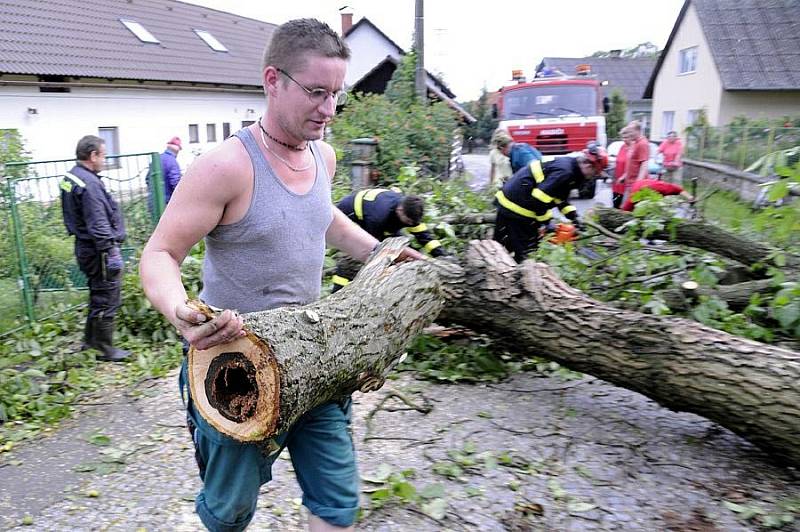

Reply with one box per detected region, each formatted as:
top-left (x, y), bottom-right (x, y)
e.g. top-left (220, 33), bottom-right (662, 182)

top-left (605, 90), bottom-right (627, 140)
top-left (331, 52), bottom-right (459, 182)
top-left (462, 86), bottom-right (497, 145)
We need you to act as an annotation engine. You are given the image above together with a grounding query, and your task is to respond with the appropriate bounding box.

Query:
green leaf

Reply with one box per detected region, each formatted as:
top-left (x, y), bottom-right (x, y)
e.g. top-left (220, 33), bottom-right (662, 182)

top-left (370, 488), bottom-right (391, 502)
top-left (23, 368), bottom-right (46, 378)
top-left (419, 483), bottom-right (446, 499)
top-left (392, 481), bottom-right (417, 501)
top-left (87, 433), bottom-right (112, 446)
top-left (568, 502), bottom-right (597, 513)
top-left (421, 498), bottom-right (447, 520)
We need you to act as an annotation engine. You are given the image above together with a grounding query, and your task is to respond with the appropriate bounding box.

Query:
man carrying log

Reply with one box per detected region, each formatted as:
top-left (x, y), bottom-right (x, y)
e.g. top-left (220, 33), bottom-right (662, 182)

top-left (140, 19), bottom-right (421, 532)
top-left (331, 188), bottom-right (449, 291)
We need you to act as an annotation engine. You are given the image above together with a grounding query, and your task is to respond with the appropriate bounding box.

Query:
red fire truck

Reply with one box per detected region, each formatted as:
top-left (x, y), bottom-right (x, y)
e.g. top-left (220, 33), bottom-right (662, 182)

top-left (492, 65), bottom-right (609, 156)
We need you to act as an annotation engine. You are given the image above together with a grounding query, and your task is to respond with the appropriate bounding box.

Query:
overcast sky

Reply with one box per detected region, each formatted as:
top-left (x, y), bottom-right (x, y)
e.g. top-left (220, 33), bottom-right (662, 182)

top-left (179, 0), bottom-right (685, 101)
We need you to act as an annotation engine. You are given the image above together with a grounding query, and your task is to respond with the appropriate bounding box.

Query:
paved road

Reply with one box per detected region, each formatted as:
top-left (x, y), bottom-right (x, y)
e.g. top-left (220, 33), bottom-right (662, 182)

top-left (2, 366), bottom-right (798, 531)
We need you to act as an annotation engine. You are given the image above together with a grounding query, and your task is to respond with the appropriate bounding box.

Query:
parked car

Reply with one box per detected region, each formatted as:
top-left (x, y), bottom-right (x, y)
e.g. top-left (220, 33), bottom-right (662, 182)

top-left (606, 140), bottom-right (664, 179)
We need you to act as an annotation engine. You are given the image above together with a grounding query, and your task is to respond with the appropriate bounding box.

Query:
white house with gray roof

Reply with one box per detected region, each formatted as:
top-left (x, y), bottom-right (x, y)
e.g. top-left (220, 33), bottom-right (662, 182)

top-left (0, 0), bottom-right (275, 165)
top-left (644, 0), bottom-right (800, 140)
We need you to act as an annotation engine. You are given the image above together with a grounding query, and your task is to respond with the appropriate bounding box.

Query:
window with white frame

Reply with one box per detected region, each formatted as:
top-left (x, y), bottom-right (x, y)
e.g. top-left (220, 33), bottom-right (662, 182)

top-left (189, 124), bottom-right (199, 143)
top-left (194, 29), bottom-right (228, 52)
top-left (98, 127), bottom-right (120, 168)
top-left (120, 19), bottom-right (160, 43)
top-left (679, 46), bottom-right (698, 74)
top-left (662, 111), bottom-right (675, 138)
top-left (687, 109), bottom-right (701, 126)
top-left (207, 123), bottom-right (217, 143)
top-left (222, 122), bottom-right (231, 139)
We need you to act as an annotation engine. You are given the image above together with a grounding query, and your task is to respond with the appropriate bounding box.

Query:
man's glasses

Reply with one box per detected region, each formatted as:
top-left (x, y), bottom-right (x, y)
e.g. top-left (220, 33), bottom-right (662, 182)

top-left (277, 68), bottom-right (348, 107)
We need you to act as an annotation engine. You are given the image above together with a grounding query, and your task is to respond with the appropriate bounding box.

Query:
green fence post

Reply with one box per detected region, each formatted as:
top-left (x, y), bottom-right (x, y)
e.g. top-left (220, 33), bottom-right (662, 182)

top-left (766, 127), bottom-right (775, 158)
top-left (149, 152), bottom-right (165, 224)
top-left (717, 126), bottom-right (724, 163)
top-left (699, 127), bottom-right (706, 161)
top-left (5, 178), bottom-right (35, 322)
top-left (739, 127), bottom-right (749, 170)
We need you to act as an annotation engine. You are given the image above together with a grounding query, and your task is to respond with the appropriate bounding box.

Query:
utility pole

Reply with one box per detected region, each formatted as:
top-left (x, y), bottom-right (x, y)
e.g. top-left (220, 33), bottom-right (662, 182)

top-left (414, 0), bottom-right (426, 103)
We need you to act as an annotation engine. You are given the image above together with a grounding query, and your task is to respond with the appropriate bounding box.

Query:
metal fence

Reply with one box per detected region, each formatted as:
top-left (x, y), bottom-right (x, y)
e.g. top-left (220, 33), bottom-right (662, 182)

top-left (685, 126), bottom-right (800, 171)
top-left (1, 152), bottom-right (164, 335)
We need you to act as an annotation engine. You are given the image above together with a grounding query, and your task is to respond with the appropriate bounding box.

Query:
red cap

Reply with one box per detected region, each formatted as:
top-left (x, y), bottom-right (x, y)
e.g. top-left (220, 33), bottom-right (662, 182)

top-left (167, 136), bottom-right (182, 149)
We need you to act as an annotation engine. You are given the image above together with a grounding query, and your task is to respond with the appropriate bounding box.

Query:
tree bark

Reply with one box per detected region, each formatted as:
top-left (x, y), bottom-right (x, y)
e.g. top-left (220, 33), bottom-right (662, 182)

top-left (188, 238), bottom-right (800, 467)
top-left (436, 240), bottom-right (800, 467)
top-left (657, 278), bottom-right (776, 311)
top-left (187, 238), bottom-right (448, 441)
top-left (594, 207), bottom-right (800, 271)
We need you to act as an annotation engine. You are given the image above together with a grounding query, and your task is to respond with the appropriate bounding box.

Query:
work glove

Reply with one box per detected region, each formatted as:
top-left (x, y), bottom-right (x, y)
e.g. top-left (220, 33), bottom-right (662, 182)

top-left (431, 247), bottom-right (449, 258)
top-left (572, 219), bottom-right (586, 232)
top-left (104, 246), bottom-right (124, 277)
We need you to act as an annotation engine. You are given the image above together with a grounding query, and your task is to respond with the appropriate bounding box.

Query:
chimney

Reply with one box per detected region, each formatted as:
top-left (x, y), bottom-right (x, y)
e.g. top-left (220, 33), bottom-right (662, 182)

top-left (341, 12), bottom-right (353, 35)
top-left (609, 49), bottom-right (622, 58)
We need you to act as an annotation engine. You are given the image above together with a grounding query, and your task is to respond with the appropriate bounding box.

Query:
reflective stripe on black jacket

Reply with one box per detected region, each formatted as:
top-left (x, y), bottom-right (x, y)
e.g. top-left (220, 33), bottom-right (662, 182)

top-left (60, 164), bottom-right (126, 251)
top-left (495, 158), bottom-right (585, 223)
top-left (337, 188), bottom-right (444, 255)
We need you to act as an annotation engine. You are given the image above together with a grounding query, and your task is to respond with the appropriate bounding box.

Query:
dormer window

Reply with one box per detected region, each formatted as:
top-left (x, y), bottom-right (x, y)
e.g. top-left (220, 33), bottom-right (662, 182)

top-left (120, 19), bottom-right (160, 44)
top-left (194, 29), bottom-right (228, 52)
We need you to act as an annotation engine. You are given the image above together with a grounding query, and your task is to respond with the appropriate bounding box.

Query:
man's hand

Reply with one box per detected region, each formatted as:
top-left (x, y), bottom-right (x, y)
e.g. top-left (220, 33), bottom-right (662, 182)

top-left (173, 303), bottom-right (245, 351)
top-left (396, 247), bottom-right (424, 262)
top-left (105, 247), bottom-right (124, 276)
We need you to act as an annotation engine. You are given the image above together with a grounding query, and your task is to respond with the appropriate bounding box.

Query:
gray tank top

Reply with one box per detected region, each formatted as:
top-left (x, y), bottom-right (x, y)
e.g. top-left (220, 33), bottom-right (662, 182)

top-left (200, 128), bottom-right (333, 313)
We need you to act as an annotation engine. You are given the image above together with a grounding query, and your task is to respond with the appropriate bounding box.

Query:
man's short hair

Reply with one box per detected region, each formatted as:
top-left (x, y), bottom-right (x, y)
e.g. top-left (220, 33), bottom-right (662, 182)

top-left (75, 135), bottom-right (105, 161)
top-left (262, 18), bottom-right (350, 75)
top-left (400, 195), bottom-right (424, 225)
top-left (628, 120), bottom-right (642, 133)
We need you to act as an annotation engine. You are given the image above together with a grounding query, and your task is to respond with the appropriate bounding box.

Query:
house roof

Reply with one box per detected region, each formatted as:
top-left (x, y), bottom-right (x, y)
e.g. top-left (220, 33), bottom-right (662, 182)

top-left (350, 56), bottom-right (475, 123)
top-left (343, 16), bottom-right (470, 120)
top-left (538, 56), bottom-right (656, 103)
top-left (344, 17), bottom-right (456, 99)
top-left (644, 0), bottom-right (800, 97)
top-left (0, 0), bottom-right (275, 86)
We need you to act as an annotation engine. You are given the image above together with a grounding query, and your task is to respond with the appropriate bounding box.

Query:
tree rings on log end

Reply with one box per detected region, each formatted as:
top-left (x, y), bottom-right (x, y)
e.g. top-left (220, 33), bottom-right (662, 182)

top-left (188, 333), bottom-right (279, 442)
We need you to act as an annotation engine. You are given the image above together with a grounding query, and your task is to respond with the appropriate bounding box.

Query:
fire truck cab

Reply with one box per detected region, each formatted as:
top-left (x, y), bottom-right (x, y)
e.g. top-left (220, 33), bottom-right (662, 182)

top-left (492, 65), bottom-right (609, 156)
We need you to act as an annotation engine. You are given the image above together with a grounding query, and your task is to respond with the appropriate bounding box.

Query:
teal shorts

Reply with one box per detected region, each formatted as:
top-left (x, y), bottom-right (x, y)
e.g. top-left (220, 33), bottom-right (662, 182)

top-left (179, 360), bottom-right (359, 531)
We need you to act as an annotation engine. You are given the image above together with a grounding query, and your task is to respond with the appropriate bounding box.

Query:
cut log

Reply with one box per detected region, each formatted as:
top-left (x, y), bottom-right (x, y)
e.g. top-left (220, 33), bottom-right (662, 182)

top-left (657, 278), bottom-right (777, 311)
top-left (436, 240), bottom-right (800, 467)
top-left (187, 238), bottom-right (449, 441)
top-left (594, 207), bottom-right (800, 271)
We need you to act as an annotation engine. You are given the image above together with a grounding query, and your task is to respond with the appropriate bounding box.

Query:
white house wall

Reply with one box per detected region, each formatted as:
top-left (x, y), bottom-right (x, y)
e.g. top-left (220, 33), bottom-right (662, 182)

top-left (717, 91), bottom-right (800, 125)
top-left (650, 4), bottom-right (723, 139)
top-left (344, 24), bottom-right (402, 87)
top-left (0, 85), bottom-right (264, 169)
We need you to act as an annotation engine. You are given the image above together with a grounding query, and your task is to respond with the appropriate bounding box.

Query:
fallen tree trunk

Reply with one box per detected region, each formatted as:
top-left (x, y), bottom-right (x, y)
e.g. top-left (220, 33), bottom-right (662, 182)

top-left (187, 239), bottom-right (447, 441)
top-left (436, 240), bottom-right (800, 466)
top-left (657, 278), bottom-right (776, 311)
top-left (594, 207), bottom-right (800, 271)
top-left (189, 238), bottom-right (800, 466)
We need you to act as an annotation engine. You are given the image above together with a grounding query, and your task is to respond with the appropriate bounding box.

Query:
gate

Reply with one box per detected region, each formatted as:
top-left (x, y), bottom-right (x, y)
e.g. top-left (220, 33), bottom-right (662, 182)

top-left (1, 152), bottom-right (164, 334)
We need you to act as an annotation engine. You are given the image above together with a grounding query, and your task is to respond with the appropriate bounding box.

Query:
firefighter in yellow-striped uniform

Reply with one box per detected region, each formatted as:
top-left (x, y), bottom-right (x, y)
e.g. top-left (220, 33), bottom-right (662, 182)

top-left (494, 143), bottom-right (608, 262)
top-left (333, 188), bottom-right (448, 291)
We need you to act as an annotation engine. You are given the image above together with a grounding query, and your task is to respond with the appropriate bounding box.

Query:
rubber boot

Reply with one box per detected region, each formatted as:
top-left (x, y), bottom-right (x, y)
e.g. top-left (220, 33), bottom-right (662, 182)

top-left (80, 318), bottom-right (94, 351)
top-left (92, 317), bottom-right (130, 362)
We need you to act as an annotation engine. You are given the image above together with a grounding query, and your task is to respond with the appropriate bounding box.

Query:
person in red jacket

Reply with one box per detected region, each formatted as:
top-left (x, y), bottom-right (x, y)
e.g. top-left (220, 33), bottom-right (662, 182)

top-left (658, 130), bottom-right (684, 183)
top-left (612, 126), bottom-right (633, 208)
top-left (621, 178), bottom-right (694, 211)
top-left (618, 121), bottom-right (649, 201)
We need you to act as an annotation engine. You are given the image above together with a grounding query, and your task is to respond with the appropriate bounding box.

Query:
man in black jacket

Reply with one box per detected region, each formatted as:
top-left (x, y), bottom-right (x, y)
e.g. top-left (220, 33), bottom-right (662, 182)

top-left (494, 143), bottom-right (608, 262)
top-left (332, 188), bottom-right (446, 291)
top-left (61, 135), bottom-right (129, 361)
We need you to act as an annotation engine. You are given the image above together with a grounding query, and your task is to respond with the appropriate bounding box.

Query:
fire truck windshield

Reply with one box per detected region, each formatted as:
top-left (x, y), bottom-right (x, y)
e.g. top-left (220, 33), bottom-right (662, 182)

top-left (502, 85), bottom-right (597, 120)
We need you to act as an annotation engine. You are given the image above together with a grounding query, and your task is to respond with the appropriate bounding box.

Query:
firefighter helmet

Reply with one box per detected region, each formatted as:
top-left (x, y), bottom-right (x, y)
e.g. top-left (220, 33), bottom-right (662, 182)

top-left (583, 142), bottom-right (609, 174)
